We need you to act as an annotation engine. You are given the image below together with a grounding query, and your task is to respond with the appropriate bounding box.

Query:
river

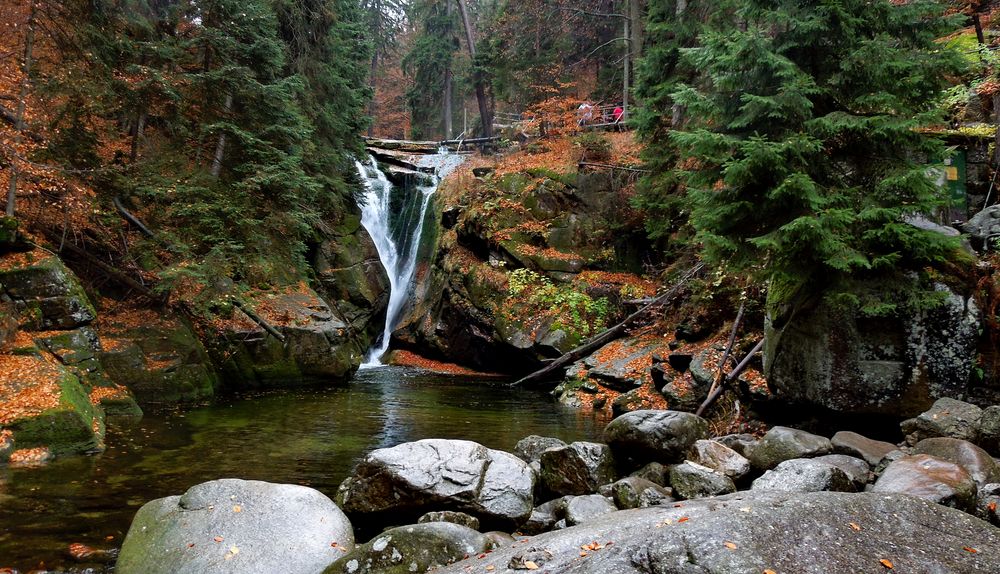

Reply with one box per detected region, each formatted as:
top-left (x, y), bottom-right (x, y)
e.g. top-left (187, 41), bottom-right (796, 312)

top-left (0, 366), bottom-right (605, 571)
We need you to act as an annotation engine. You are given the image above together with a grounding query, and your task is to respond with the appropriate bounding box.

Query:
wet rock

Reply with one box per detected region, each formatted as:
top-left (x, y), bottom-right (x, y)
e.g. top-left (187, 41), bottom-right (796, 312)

top-left (873, 449), bottom-right (907, 478)
top-left (688, 348), bottom-right (719, 387)
top-left (583, 338), bottom-right (660, 391)
top-left (323, 522), bottom-right (490, 574)
top-left (764, 282), bottom-right (980, 417)
top-left (751, 458), bottom-right (855, 493)
top-left (336, 439), bottom-right (535, 530)
top-left (513, 435), bottom-right (566, 464)
top-left (437, 492), bottom-right (1000, 574)
top-left (980, 405), bottom-right (1000, 455)
top-left (629, 462), bottom-right (669, 486)
top-left (669, 461), bottom-right (737, 499)
top-left (831, 431), bottom-right (897, 467)
top-left (608, 477), bottom-right (674, 509)
top-left (749, 426), bottom-right (832, 470)
top-left (688, 439), bottom-right (751, 481)
top-left (418, 511), bottom-right (481, 531)
top-left (659, 372), bottom-right (704, 412)
top-left (912, 437), bottom-right (1000, 487)
top-left (539, 442), bottom-right (616, 497)
top-left (716, 433), bottom-right (759, 459)
top-left (812, 454), bottom-right (871, 489)
top-left (0, 250), bottom-right (96, 330)
top-left (603, 410), bottom-right (709, 467)
top-left (610, 388), bottom-right (650, 417)
top-left (117, 479), bottom-right (353, 574)
top-left (564, 495), bottom-right (617, 526)
top-left (901, 398), bottom-right (982, 444)
top-left (873, 454), bottom-right (978, 512)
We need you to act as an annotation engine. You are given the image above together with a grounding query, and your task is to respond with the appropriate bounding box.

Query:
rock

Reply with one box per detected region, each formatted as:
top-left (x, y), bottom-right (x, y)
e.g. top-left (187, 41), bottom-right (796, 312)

top-left (812, 454), bottom-right (871, 489)
top-left (873, 454), bottom-right (978, 512)
top-left (688, 439), bottom-right (751, 481)
top-left (513, 435), bottom-right (566, 464)
top-left (980, 405), bottom-right (1000, 455)
top-left (764, 282), bottom-right (980, 417)
top-left (873, 449), bottom-right (907, 478)
top-left (669, 461), bottom-right (737, 499)
top-left (902, 397), bottom-right (983, 444)
top-left (117, 479), bottom-right (353, 574)
top-left (604, 410), bottom-right (709, 467)
top-left (608, 477), bottom-right (674, 509)
top-left (629, 462), bottom-right (669, 486)
top-left (610, 388), bottom-right (650, 417)
top-left (336, 439), bottom-right (535, 530)
top-left (749, 426), bottom-right (832, 470)
top-left (483, 531), bottom-right (516, 548)
top-left (418, 511), bottom-right (480, 531)
top-left (539, 442), bottom-right (617, 497)
top-left (659, 372), bottom-right (704, 412)
top-left (519, 497), bottom-right (569, 535)
top-left (976, 483), bottom-right (1000, 525)
top-left (564, 495), bottom-right (617, 526)
top-left (715, 433), bottom-right (759, 459)
top-left (436, 491), bottom-right (1000, 574)
top-left (323, 522), bottom-right (490, 574)
top-left (831, 431), bottom-right (896, 467)
top-left (751, 458), bottom-right (855, 493)
top-left (912, 437), bottom-right (1000, 487)
top-left (962, 204), bottom-right (1000, 248)
top-left (688, 348), bottom-right (719, 387)
top-left (583, 338), bottom-right (661, 391)
top-left (666, 353), bottom-right (693, 372)
top-left (904, 214), bottom-right (961, 237)
top-left (472, 166), bottom-right (495, 178)
top-left (0, 250), bottom-right (96, 330)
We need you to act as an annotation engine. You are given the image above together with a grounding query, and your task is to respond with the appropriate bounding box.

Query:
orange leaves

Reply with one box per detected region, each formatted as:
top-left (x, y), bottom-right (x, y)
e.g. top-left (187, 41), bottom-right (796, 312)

top-left (723, 541), bottom-right (737, 550)
top-left (0, 354), bottom-right (63, 425)
top-left (213, 536), bottom-right (224, 543)
top-left (963, 546), bottom-right (978, 554)
top-left (848, 522), bottom-right (861, 531)
top-left (988, 501), bottom-right (997, 513)
top-left (880, 558), bottom-right (894, 569)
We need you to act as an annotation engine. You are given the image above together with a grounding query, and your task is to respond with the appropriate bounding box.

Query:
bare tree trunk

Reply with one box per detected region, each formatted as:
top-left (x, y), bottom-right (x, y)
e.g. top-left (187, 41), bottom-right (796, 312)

top-left (6, 3), bottom-right (36, 217)
top-left (367, 49), bottom-right (379, 138)
top-left (129, 109), bottom-right (147, 164)
top-left (456, 0), bottom-right (492, 138)
top-left (210, 93), bottom-right (233, 179)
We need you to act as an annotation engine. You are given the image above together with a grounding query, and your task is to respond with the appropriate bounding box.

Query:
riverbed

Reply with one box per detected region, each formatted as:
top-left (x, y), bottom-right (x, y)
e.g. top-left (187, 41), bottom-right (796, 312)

top-left (0, 366), bottom-right (606, 571)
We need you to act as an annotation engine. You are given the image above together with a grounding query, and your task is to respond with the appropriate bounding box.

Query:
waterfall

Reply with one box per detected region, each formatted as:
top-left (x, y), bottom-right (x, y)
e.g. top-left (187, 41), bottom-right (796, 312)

top-left (354, 150), bottom-right (464, 367)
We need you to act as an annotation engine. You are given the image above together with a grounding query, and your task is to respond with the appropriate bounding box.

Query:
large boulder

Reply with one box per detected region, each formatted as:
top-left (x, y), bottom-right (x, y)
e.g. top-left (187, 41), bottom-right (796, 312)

top-left (514, 435), bottom-right (566, 464)
top-left (764, 283), bottom-right (980, 416)
top-left (0, 250), bottom-right (96, 330)
top-left (604, 410), bottom-right (709, 467)
top-left (751, 458), bottom-right (855, 493)
top-left (539, 442), bottom-right (617, 497)
top-left (749, 426), bottom-right (832, 470)
top-left (322, 522), bottom-right (490, 574)
top-left (564, 495), bottom-right (617, 526)
top-left (873, 454), bottom-right (978, 512)
top-left (831, 431), bottom-right (897, 467)
top-left (980, 405), bottom-right (1000, 455)
top-left (961, 204), bottom-right (1000, 248)
top-left (607, 477), bottom-right (674, 510)
top-left (436, 491), bottom-right (1000, 574)
top-left (336, 439), bottom-right (535, 530)
top-left (669, 461), bottom-right (737, 499)
top-left (116, 479), bottom-right (353, 574)
top-left (688, 439), bottom-right (751, 481)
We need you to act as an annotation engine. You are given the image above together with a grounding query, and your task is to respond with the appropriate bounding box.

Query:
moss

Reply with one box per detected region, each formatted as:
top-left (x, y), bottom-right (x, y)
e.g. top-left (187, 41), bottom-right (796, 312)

top-left (8, 369), bottom-right (105, 456)
top-left (0, 216), bottom-right (17, 249)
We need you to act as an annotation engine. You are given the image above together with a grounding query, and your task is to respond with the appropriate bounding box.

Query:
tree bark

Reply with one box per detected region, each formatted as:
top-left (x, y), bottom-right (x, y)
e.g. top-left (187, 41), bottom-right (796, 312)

top-left (210, 93), bottom-right (233, 179)
top-left (622, 0), bottom-right (630, 121)
top-left (456, 0), bottom-right (492, 138)
top-left (367, 48), bottom-right (379, 138)
top-left (630, 0), bottom-right (643, 61)
top-left (6, 3), bottom-right (36, 217)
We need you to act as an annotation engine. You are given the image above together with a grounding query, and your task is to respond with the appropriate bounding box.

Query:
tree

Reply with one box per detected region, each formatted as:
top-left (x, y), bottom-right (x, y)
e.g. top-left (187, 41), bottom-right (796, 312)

top-left (403, 0), bottom-right (458, 140)
top-left (671, 0), bottom-right (964, 311)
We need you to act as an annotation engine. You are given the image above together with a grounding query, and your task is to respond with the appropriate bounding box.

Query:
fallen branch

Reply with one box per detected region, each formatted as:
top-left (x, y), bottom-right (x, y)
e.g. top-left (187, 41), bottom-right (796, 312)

top-left (696, 338), bottom-right (765, 416)
top-left (113, 196), bottom-right (156, 238)
top-left (577, 161), bottom-right (650, 174)
top-left (512, 262), bottom-right (704, 388)
top-left (34, 237), bottom-right (158, 299)
top-left (698, 300), bottom-right (746, 414)
top-left (232, 299), bottom-right (286, 343)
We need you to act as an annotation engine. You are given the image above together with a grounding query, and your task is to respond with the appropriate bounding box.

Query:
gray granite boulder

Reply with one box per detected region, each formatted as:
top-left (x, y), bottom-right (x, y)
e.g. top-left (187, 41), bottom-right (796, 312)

top-left (116, 479), bottom-right (353, 574)
top-left (751, 458), bottom-right (855, 493)
top-left (323, 522), bottom-right (490, 574)
top-left (980, 405), bottom-right (1000, 455)
top-left (873, 454), bottom-right (978, 512)
top-left (749, 426), bottom-right (832, 470)
top-left (688, 439), bottom-right (751, 480)
top-left (669, 461), bottom-right (737, 499)
top-left (336, 439), bottom-right (535, 530)
top-left (901, 397), bottom-right (982, 444)
top-left (912, 437), bottom-right (1000, 487)
top-left (539, 442), bottom-right (616, 497)
top-left (604, 410), bottom-right (709, 466)
top-left (812, 454), bottom-right (871, 489)
top-left (565, 495), bottom-right (617, 526)
top-left (514, 435), bottom-right (566, 464)
top-left (418, 511), bottom-right (480, 531)
top-left (831, 431), bottom-right (897, 467)
top-left (608, 477), bottom-right (674, 509)
top-left (436, 491), bottom-right (1000, 574)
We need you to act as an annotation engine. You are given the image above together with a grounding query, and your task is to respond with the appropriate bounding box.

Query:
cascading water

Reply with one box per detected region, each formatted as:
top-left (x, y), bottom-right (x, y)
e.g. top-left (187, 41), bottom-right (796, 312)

top-left (355, 149), bottom-right (465, 367)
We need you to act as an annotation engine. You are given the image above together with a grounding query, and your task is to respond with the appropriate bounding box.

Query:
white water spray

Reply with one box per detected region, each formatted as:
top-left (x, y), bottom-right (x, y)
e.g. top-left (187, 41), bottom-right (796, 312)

top-left (355, 150), bottom-right (464, 367)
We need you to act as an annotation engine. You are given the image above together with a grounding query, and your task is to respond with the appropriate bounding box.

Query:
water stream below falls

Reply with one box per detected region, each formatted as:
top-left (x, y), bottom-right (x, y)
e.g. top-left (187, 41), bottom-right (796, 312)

top-left (355, 151), bottom-right (465, 366)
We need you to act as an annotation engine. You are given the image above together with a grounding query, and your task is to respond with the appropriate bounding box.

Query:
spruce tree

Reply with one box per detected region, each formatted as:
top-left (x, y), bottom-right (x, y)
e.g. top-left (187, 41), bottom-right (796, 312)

top-left (670, 0), bottom-right (964, 311)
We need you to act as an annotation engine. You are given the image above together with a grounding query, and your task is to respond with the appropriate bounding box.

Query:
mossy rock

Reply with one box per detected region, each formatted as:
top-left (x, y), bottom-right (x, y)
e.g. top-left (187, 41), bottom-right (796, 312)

top-left (0, 251), bottom-right (96, 329)
top-left (5, 367), bottom-right (105, 456)
top-left (0, 216), bottom-right (17, 251)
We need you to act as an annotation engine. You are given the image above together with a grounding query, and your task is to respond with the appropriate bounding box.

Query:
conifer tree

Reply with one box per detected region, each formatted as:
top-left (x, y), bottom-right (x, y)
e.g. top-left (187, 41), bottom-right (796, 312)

top-left (669, 0), bottom-right (963, 310)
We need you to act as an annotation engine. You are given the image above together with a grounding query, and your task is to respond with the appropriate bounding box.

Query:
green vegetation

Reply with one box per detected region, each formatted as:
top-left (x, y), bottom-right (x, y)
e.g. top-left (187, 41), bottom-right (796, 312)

top-left (506, 268), bottom-right (610, 340)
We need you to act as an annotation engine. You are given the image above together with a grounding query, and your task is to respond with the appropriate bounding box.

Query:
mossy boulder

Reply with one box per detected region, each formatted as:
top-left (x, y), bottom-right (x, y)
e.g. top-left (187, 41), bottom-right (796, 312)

top-left (0, 250), bottom-right (96, 330)
top-left (0, 216), bottom-right (17, 251)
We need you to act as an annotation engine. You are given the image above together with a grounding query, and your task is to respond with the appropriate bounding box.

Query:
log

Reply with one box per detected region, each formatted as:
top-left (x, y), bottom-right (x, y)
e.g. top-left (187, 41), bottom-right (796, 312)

top-left (113, 196), bottom-right (156, 238)
top-left (511, 262), bottom-right (704, 388)
top-left (697, 300), bottom-right (746, 415)
top-left (578, 161), bottom-right (651, 174)
top-left (232, 299), bottom-right (286, 343)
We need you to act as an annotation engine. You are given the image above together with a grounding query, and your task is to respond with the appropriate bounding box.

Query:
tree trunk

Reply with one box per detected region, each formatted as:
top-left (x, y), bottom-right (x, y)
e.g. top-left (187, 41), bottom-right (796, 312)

top-left (210, 93), bottom-right (233, 179)
top-left (622, 0), bottom-right (630, 121)
top-left (6, 3), bottom-right (36, 217)
top-left (630, 0), bottom-right (643, 61)
top-left (456, 0), bottom-right (492, 138)
top-left (367, 48), bottom-right (379, 138)
top-left (129, 109), bottom-right (147, 164)
top-left (444, 0), bottom-right (453, 139)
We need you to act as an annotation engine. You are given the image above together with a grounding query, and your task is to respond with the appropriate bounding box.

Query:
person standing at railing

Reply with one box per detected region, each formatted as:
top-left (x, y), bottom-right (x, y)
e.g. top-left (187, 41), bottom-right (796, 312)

top-left (578, 102), bottom-right (594, 126)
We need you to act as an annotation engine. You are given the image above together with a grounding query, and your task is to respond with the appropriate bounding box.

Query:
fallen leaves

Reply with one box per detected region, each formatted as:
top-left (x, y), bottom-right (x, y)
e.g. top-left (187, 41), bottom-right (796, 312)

top-left (723, 541), bottom-right (737, 550)
top-left (849, 522), bottom-right (861, 531)
top-left (232, 505), bottom-right (242, 513)
top-left (964, 546), bottom-right (978, 554)
top-left (213, 536), bottom-right (224, 543)
top-left (988, 501), bottom-right (997, 513)
top-left (880, 558), bottom-right (894, 569)
top-left (524, 560), bottom-right (539, 570)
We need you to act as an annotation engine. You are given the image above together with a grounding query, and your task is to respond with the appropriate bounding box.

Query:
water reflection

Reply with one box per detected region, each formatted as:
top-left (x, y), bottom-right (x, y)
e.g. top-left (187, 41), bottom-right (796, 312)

top-left (0, 366), bottom-right (605, 570)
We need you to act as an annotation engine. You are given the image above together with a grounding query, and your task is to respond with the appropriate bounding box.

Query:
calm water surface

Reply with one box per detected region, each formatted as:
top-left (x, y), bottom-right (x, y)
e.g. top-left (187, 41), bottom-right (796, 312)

top-left (0, 366), bottom-right (606, 570)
